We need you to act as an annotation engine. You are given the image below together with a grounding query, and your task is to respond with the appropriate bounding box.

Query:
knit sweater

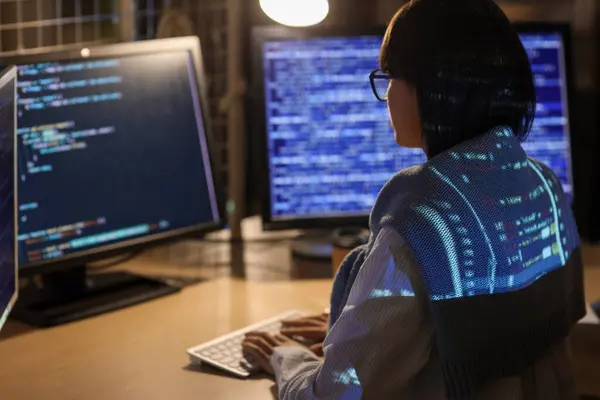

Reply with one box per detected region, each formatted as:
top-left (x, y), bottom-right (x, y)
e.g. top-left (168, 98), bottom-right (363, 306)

top-left (328, 126), bottom-right (585, 398)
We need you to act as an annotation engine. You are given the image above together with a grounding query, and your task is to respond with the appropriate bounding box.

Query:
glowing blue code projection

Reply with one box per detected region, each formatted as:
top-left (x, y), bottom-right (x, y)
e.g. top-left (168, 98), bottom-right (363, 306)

top-left (263, 32), bottom-right (573, 221)
top-left (14, 52), bottom-right (219, 265)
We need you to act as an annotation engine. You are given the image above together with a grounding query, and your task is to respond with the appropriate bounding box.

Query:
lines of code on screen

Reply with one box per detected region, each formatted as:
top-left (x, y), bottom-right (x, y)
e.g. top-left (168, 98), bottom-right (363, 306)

top-left (263, 32), bottom-right (573, 221)
top-left (16, 52), bottom-right (219, 266)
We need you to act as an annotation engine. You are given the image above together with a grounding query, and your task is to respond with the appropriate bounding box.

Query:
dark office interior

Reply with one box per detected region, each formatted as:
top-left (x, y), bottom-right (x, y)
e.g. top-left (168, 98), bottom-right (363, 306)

top-left (0, 0), bottom-right (600, 399)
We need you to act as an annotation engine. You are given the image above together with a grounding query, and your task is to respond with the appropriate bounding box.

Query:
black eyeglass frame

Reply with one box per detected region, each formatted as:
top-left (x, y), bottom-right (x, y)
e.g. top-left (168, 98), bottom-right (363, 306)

top-left (369, 69), bottom-right (391, 102)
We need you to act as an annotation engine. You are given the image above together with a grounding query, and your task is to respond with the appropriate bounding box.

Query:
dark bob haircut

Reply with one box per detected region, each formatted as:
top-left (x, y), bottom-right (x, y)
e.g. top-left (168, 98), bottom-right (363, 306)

top-left (380, 0), bottom-right (536, 157)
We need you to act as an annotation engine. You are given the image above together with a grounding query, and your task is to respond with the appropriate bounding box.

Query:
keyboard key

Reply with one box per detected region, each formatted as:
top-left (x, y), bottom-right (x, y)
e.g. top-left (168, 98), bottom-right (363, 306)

top-left (220, 357), bottom-right (234, 365)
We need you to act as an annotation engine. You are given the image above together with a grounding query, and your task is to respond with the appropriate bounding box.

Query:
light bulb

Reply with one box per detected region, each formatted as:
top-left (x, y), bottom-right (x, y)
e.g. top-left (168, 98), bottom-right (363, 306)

top-left (260, 0), bottom-right (329, 27)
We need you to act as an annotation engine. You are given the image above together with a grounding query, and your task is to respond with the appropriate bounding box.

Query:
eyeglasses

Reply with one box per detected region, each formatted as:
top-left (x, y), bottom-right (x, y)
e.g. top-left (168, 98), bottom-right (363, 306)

top-left (369, 69), bottom-right (391, 102)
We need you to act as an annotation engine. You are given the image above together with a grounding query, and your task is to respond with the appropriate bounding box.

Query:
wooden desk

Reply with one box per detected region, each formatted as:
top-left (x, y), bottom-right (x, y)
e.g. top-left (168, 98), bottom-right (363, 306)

top-left (0, 277), bottom-right (332, 400)
top-left (0, 216), bottom-right (599, 399)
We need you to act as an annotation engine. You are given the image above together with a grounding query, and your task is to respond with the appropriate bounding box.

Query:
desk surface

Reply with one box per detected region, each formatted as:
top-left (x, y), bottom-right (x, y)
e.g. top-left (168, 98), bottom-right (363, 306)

top-left (1, 218), bottom-right (599, 399)
top-left (0, 277), bottom-right (332, 400)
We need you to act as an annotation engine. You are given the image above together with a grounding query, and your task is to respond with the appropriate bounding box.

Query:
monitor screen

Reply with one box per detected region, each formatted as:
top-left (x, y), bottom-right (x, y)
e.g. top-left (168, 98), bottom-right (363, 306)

top-left (261, 31), bottom-right (573, 223)
top-left (0, 68), bottom-right (17, 330)
top-left (15, 49), bottom-right (220, 268)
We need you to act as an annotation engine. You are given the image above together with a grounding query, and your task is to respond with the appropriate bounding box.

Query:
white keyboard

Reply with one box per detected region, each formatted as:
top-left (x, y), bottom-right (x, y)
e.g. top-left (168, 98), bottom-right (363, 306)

top-left (187, 310), bottom-right (304, 378)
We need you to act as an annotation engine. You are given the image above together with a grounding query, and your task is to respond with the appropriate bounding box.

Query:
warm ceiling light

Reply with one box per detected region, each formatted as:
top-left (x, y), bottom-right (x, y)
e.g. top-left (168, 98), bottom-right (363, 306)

top-left (260, 0), bottom-right (329, 27)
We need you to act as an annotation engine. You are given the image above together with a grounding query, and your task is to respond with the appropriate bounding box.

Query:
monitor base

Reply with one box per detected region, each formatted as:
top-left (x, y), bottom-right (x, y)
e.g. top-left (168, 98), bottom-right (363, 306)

top-left (290, 227), bottom-right (370, 262)
top-left (290, 232), bottom-right (334, 261)
top-left (12, 266), bottom-right (180, 327)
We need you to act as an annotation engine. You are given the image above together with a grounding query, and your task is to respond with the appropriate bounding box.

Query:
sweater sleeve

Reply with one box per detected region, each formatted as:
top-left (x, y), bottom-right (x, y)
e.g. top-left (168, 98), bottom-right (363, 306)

top-left (269, 226), bottom-right (434, 399)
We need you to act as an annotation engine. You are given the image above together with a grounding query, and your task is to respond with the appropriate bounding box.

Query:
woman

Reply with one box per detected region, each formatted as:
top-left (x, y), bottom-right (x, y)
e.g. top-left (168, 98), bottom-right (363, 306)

top-left (242, 0), bottom-right (585, 398)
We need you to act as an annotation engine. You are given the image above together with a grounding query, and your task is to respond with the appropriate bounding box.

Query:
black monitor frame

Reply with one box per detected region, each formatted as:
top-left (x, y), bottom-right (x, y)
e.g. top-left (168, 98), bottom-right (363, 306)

top-left (252, 23), bottom-right (577, 232)
top-left (0, 65), bottom-right (19, 327)
top-left (251, 26), bottom-right (386, 231)
top-left (1, 36), bottom-right (226, 276)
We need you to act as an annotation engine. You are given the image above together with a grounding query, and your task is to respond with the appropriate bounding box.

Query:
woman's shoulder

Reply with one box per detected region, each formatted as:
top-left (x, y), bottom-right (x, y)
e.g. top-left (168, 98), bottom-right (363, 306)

top-left (527, 157), bottom-right (565, 187)
top-left (368, 226), bottom-right (416, 270)
top-left (370, 165), bottom-right (427, 226)
top-left (527, 157), bottom-right (573, 213)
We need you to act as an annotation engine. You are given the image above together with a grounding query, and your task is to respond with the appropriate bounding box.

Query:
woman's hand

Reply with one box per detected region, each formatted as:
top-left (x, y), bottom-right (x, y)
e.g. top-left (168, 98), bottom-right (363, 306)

top-left (280, 313), bottom-right (329, 344)
top-left (242, 332), bottom-right (305, 375)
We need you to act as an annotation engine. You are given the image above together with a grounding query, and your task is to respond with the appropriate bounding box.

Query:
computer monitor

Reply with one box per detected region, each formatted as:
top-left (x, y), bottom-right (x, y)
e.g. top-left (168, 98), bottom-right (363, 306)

top-left (2, 37), bottom-right (224, 326)
top-left (253, 24), bottom-right (575, 231)
top-left (0, 66), bottom-right (18, 332)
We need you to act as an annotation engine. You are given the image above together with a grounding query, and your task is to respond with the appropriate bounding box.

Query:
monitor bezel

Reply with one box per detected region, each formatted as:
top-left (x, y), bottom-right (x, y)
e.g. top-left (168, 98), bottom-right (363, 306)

top-left (252, 23), bottom-right (577, 232)
top-left (2, 37), bottom-right (227, 276)
top-left (0, 65), bottom-right (19, 328)
top-left (251, 26), bottom-right (386, 231)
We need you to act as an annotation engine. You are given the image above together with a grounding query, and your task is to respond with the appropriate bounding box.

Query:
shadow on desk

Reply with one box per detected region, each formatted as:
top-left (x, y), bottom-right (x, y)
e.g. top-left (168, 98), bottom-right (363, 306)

top-left (0, 259), bottom-right (331, 343)
top-left (0, 272), bottom-right (210, 341)
top-left (141, 239), bottom-right (333, 283)
top-left (0, 320), bottom-right (34, 340)
top-left (184, 363), bottom-right (278, 399)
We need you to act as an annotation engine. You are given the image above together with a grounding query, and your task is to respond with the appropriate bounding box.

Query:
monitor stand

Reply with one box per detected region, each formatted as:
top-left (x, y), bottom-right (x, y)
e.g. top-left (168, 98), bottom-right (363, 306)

top-left (289, 228), bottom-right (369, 261)
top-left (12, 266), bottom-right (180, 327)
top-left (290, 232), bottom-right (334, 261)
